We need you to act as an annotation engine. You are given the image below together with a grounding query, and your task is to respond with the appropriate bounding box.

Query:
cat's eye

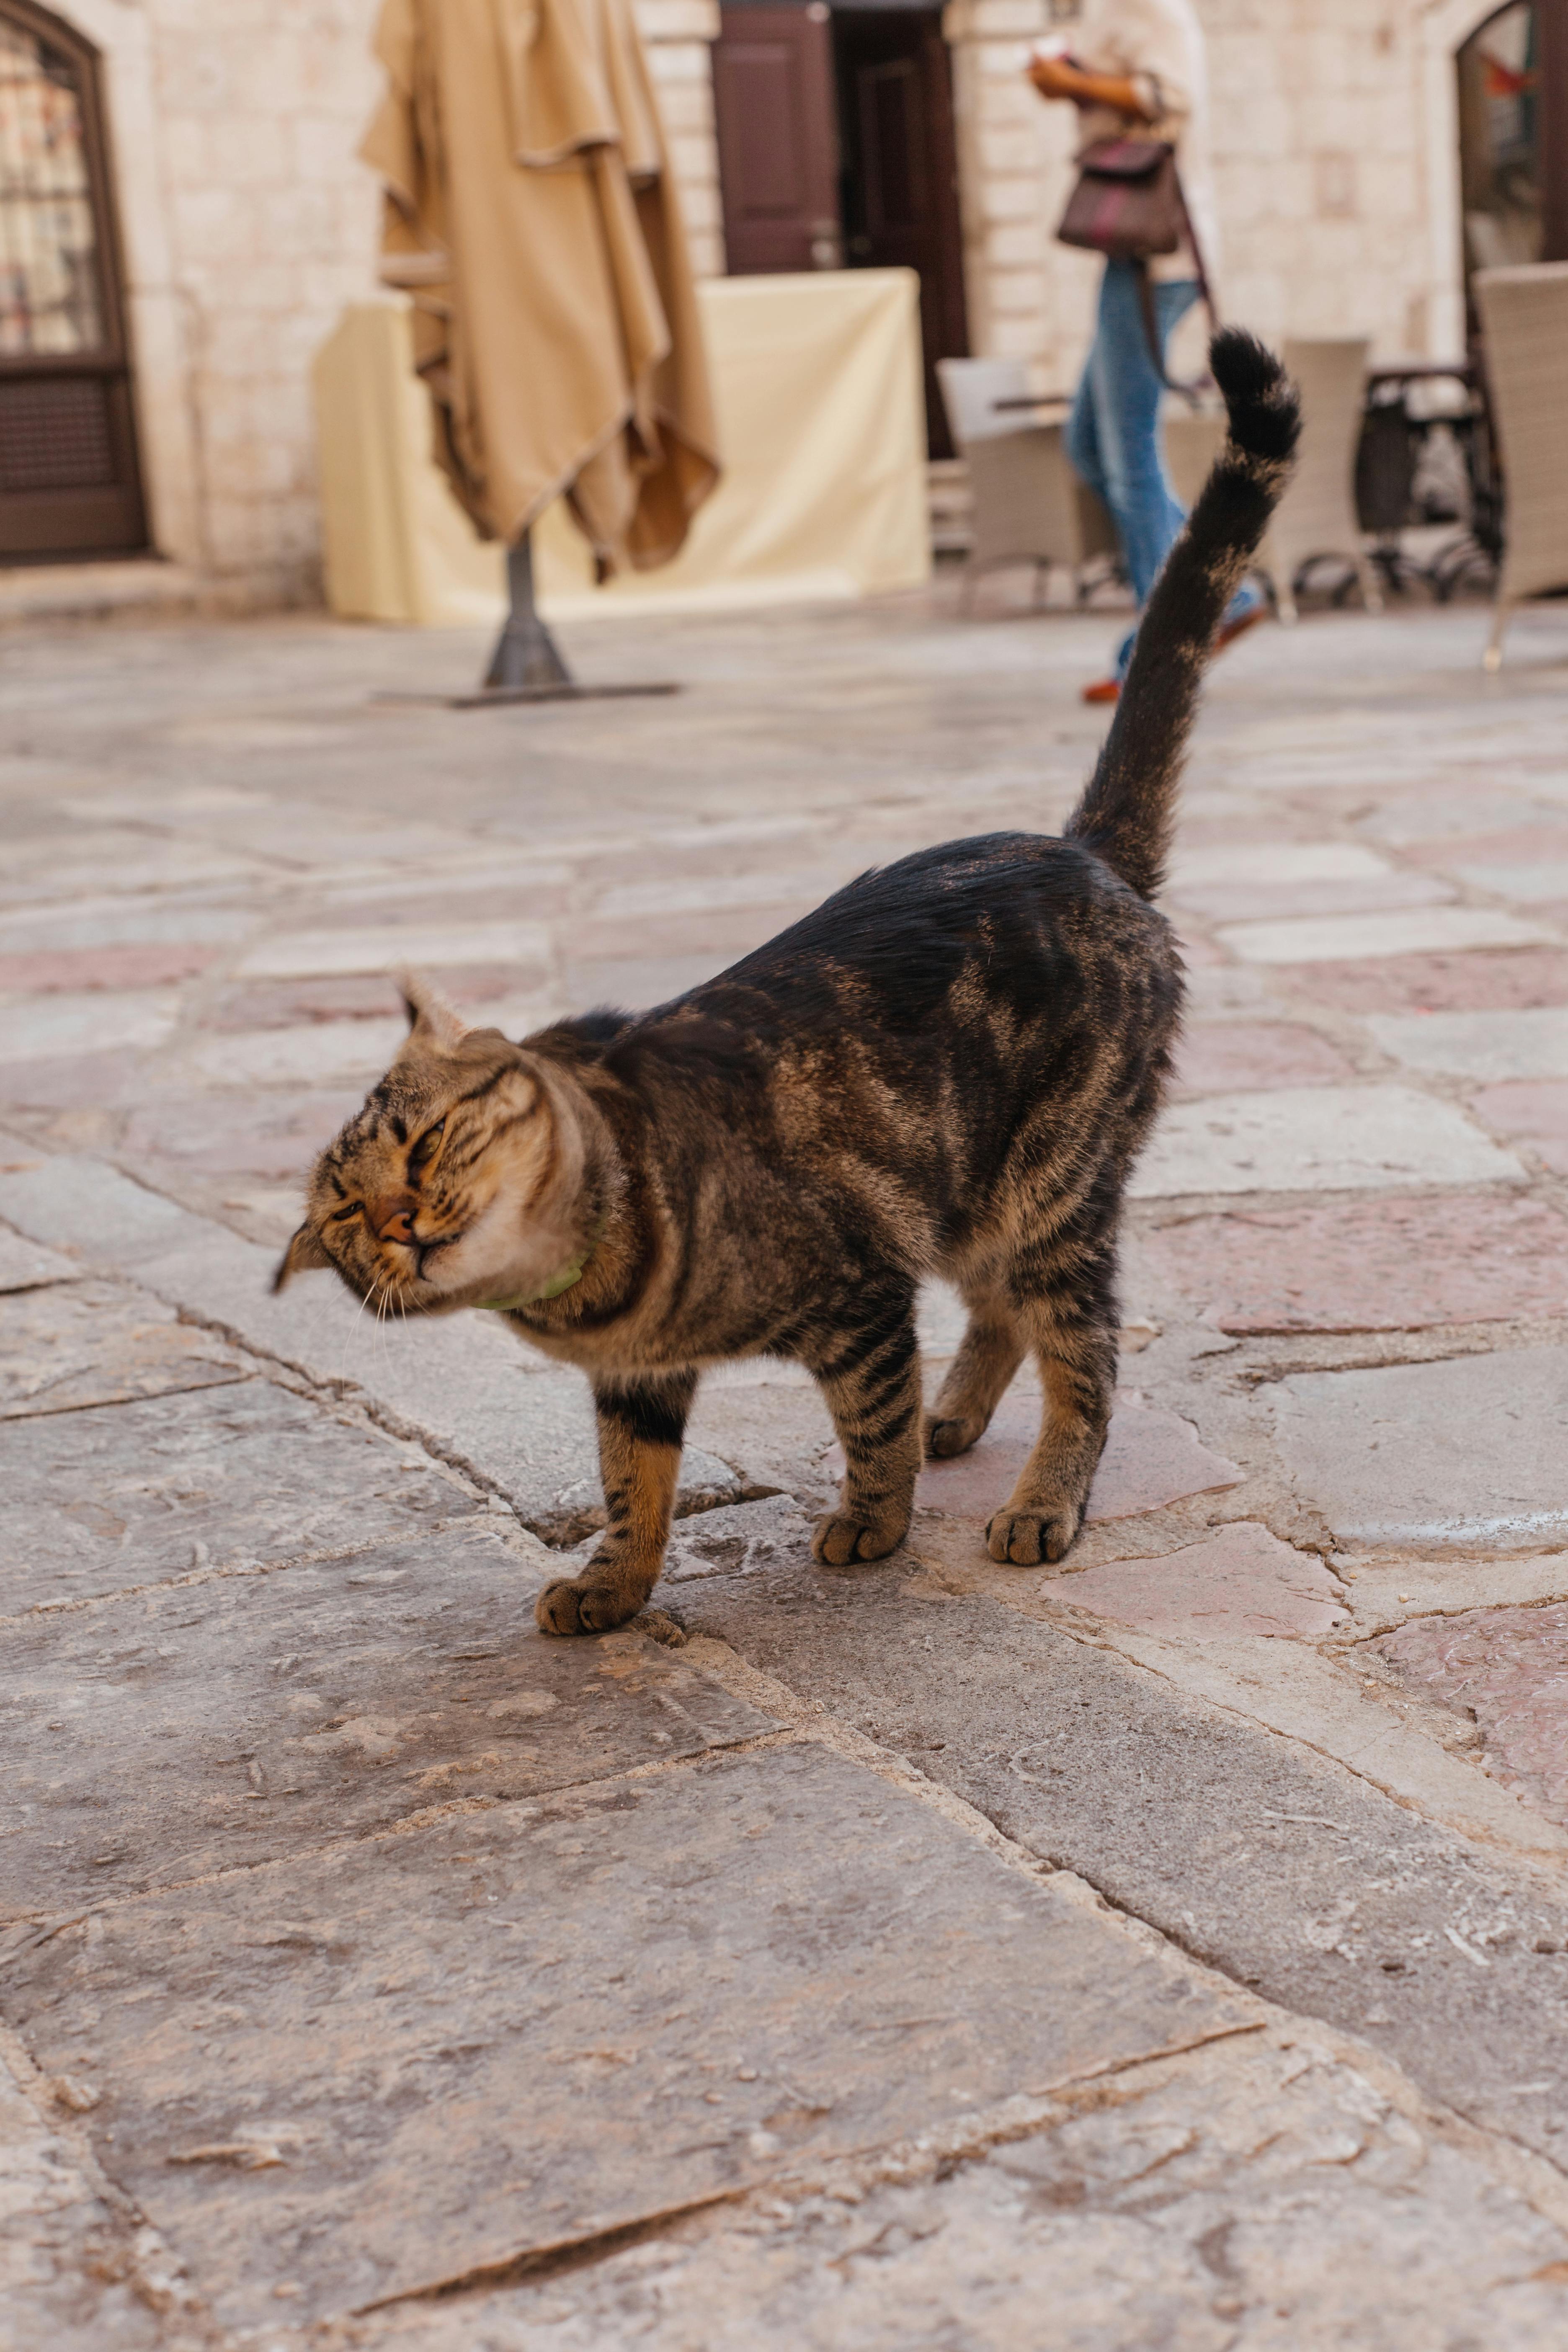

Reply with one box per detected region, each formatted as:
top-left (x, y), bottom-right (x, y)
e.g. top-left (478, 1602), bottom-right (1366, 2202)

top-left (408, 1120), bottom-right (445, 1176)
top-left (329, 1201), bottom-right (362, 1224)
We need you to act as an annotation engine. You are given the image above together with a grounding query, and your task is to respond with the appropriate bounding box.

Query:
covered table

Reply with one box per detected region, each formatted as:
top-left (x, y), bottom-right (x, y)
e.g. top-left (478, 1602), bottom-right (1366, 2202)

top-left (313, 268), bottom-right (930, 624)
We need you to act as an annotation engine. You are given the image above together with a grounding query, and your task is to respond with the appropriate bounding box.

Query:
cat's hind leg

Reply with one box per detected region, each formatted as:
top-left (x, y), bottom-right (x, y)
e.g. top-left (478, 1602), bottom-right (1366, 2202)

top-left (985, 1222), bottom-right (1117, 1568)
top-left (808, 1287), bottom-right (921, 1566)
top-left (924, 1282), bottom-right (1025, 1460)
top-left (536, 1370), bottom-right (696, 1635)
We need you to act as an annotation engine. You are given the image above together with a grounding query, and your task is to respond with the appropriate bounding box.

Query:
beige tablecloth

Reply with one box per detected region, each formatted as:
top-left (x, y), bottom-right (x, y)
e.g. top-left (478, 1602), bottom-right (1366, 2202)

top-left (313, 269), bottom-right (930, 624)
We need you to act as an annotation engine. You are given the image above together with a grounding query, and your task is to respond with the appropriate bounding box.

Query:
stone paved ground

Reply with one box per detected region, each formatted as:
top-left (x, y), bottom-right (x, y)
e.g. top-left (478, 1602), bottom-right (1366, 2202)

top-left (6, 591), bottom-right (1568, 2347)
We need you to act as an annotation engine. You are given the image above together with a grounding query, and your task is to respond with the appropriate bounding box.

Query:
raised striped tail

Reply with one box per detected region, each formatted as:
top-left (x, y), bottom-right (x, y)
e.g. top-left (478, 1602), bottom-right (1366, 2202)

top-left (1065, 330), bottom-right (1301, 901)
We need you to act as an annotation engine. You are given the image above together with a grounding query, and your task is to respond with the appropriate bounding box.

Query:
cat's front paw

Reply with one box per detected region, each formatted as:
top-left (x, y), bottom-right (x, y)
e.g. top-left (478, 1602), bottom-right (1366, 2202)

top-left (985, 1503), bottom-right (1081, 1567)
top-left (812, 1509), bottom-right (908, 1567)
top-left (535, 1575), bottom-right (640, 1636)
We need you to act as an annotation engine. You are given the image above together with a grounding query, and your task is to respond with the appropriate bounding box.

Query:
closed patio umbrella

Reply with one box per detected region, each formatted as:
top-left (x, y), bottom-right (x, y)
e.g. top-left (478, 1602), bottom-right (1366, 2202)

top-left (361, 0), bottom-right (720, 690)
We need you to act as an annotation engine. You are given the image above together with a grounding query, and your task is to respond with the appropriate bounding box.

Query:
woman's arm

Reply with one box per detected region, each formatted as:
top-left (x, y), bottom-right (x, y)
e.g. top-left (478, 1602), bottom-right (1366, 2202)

top-left (1026, 54), bottom-right (1155, 118)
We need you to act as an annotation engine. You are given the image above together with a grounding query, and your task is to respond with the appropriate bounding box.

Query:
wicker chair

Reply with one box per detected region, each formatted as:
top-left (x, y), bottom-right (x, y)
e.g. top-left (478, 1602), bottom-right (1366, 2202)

top-left (1475, 263), bottom-right (1568, 671)
top-left (936, 357), bottom-right (1117, 612)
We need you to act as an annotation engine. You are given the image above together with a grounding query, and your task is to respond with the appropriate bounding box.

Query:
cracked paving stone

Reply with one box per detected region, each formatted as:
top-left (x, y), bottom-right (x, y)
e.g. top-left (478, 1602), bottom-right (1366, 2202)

top-left (330, 2030), bottom-right (1568, 2352)
top-left (1141, 1193), bottom-right (1568, 1334)
top-left (910, 1395), bottom-right (1242, 1528)
top-left (0, 1524), bottom-right (772, 1916)
top-left (1380, 1602), bottom-right (1568, 1834)
top-left (0, 2048), bottom-right (168, 2352)
top-left (0, 1227), bottom-right (79, 1296)
top-left (1060, 1522), bottom-right (1349, 1641)
top-left (0, 1279), bottom-right (245, 1422)
top-left (1283, 945), bottom-right (1568, 1016)
top-left (0, 1378), bottom-right (479, 1617)
top-left (0, 1746), bottom-right (1256, 2330)
top-left (1270, 1346), bottom-right (1568, 1551)
top-left (677, 1563), bottom-right (1568, 2164)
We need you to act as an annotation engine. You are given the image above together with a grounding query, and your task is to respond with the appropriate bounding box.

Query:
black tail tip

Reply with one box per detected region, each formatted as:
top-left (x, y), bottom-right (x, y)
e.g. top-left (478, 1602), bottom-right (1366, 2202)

top-left (1209, 328), bottom-right (1301, 465)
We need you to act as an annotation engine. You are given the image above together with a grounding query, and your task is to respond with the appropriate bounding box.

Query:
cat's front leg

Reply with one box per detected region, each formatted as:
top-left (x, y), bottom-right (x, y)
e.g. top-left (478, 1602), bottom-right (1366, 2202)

top-left (809, 1290), bottom-right (921, 1566)
top-left (536, 1370), bottom-right (697, 1635)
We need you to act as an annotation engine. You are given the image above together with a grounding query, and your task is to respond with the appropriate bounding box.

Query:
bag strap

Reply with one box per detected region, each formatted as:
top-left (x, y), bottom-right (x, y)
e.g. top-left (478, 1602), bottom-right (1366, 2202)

top-left (1134, 167), bottom-right (1218, 408)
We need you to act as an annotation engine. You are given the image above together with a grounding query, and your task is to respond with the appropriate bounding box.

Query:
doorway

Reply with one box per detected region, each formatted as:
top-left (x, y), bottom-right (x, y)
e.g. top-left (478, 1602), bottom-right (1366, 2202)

top-left (712, 0), bottom-right (969, 457)
top-left (1455, 0), bottom-right (1568, 307)
top-left (0, 0), bottom-right (147, 561)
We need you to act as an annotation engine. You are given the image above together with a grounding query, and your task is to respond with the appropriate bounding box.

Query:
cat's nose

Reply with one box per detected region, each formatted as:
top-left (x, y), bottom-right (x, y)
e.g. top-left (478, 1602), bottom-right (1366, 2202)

top-left (375, 1206), bottom-right (415, 1245)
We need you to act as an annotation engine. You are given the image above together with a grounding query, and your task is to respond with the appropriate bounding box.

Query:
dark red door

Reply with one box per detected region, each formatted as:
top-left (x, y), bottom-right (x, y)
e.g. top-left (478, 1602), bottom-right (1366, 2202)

top-left (0, 0), bottom-right (147, 561)
top-left (836, 10), bottom-right (968, 457)
top-left (713, 4), bottom-right (842, 273)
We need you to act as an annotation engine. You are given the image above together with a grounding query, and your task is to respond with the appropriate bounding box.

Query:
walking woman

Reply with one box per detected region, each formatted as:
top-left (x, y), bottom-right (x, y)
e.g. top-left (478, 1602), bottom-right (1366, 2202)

top-left (1029, 0), bottom-right (1263, 703)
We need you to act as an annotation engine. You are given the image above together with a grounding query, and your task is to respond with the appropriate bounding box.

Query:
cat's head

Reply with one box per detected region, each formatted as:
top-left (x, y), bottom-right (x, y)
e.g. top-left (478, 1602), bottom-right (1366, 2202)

top-left (272, 978), bottom-right (592, 1315)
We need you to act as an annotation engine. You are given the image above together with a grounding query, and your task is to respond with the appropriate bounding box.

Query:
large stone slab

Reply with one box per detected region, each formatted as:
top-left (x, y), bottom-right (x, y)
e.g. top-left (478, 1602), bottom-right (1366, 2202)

top-left (0, 988), bottom-right (180, 1061)
top-left (1130, 1086), bottom-right (1524, 1198)
top-left (679, 1562), bottom-right (1568, 2168)
top-left (1214, 907), bottom-right (1555, 965)
top-left (346, 2031), bottom-right (1568, 2352)
top-left (1381, 1601), bottom-right (1568, 1833)
top-left (0, 2050), bottom-right (167, 2352)
top-left (1470, 1078), bottom-right (1568, 1173)
top-left (0, 1227), bottom-right (78, 1295)
top-left (1142, 1193), bottom-right (1568, 1333)
top-left (1171, 1021), bottom-right (1354, 1096)
top-left (1063, 1521), bottom-right (1349, 1640)
top-left (235, 921), bottom-right (551, 980)
top-left (912, 1395), bottom-right (1243, 1527)
top-left (0, 1279), bottom-right (245, 1422)
top-left (0, 1378), bottom-right (476, 1616)
top-left (1370, 1006), bottom-right (1568, 1080)
top-left (0, 1155), bottom-right (762, 1534)
top-left (1286, 945), bottom-right (1568, 1016)
top-left (0, 1525), bottom-right (772, 1916)
top-left (0, 1746), bottom-right (1254, 2329)
top-left (1271, 1346), bottom-right (1568, 1550)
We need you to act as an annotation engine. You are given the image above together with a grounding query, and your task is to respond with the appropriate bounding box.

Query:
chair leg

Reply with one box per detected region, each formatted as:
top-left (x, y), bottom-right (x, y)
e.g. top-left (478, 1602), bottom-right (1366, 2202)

top-left (1483, 597), bottom-right (1510, 674)
top-left (1358, 554), bottom-right (1384, 616)
top-left (961, 562), bottom-right (977, 618)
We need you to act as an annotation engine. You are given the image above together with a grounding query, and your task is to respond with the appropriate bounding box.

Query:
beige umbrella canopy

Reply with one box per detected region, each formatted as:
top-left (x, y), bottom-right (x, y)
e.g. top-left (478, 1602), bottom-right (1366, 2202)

top-left (361, 0), bottom-right (720, 580)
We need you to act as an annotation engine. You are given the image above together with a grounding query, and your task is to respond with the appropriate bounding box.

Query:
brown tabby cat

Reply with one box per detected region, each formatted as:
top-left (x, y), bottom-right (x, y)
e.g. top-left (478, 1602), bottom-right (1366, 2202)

top-left (277, 332), bottom-right (1298, 1637)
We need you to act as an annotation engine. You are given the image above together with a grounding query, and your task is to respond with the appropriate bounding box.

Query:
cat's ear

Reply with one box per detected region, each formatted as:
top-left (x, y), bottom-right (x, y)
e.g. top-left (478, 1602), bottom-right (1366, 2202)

top-left (271, 1225), bottom-right (332, 1293)
top-left (397, 969), bottom-right (465, 1055)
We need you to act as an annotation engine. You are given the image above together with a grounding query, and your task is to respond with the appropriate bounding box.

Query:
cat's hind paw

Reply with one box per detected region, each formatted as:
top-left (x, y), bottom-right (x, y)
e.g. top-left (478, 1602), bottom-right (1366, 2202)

top-left (923, 1410), bottom-right (985, 1460)
top-left (985, 1504), bottom-right (1081, 1567)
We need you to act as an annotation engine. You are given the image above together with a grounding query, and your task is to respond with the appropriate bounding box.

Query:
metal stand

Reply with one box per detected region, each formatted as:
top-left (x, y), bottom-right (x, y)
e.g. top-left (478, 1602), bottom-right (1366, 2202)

top-left (372, 526), bottom-right (678, 709)
top-left (482, 534), bottom-right (572, 693)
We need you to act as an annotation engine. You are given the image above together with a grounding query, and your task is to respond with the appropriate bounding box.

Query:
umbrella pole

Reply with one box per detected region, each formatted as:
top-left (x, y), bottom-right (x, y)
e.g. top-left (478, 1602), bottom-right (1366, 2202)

top-left (482, 533), bottom-right (572, 693)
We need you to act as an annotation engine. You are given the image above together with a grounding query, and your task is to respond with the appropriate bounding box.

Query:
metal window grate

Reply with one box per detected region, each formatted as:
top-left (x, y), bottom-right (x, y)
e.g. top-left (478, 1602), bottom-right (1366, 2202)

top-left (0, 371), bottom-right (111, 488)
top-left (0, 18), bottom-right (105, 356)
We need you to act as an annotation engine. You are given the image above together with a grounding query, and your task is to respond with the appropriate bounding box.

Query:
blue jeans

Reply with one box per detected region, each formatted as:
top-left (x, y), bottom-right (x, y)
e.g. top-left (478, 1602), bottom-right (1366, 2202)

top-left (1066, 261), bottom-right (1259, 680)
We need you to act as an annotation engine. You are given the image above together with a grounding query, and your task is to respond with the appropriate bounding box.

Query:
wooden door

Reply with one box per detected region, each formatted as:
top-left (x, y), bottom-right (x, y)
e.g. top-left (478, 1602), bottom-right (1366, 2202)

top-left (713, 3), bottom-right (843, 274)
top-left (836, 10), bottom-right (968, 457)
top-left (0, 0), bottom-right (147, 561)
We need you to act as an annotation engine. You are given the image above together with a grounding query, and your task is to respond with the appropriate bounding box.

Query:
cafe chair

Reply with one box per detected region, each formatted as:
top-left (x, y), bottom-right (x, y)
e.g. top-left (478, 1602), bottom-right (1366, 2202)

top-left (1475, 262), bottom-right (1568, 671)
top-left (936, 357), bottom-right (1117, 614)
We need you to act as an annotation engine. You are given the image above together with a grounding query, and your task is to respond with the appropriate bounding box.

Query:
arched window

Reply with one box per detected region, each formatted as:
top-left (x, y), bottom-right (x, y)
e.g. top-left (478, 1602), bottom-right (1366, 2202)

top-left (0, 0), bottom-right (146, 559)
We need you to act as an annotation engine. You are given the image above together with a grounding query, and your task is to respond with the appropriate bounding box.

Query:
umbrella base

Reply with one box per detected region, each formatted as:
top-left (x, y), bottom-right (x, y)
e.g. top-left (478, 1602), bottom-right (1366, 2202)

top-left (374, 681), bottom-right (678, 709)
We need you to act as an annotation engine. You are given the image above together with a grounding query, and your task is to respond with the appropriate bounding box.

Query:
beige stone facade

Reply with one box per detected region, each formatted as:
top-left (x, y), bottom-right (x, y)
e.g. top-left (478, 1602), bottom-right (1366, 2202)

top-left (31, 0), bottom-right (1517, 602)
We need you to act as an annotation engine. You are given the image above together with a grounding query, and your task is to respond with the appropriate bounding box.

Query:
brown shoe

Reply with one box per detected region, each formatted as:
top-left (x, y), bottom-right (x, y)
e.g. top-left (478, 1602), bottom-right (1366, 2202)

top-left (1081, 676), bottom-right (1121, 705)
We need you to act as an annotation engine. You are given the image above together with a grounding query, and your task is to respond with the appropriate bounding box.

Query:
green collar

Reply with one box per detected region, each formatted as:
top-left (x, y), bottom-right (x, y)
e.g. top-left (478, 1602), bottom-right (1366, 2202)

top-left (475, 1237), bottom-right (595, 1314)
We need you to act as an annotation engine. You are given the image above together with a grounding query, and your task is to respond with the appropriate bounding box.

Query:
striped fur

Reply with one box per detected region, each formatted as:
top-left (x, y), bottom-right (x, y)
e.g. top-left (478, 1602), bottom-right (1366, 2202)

top-left (276, 334), bottom-right (1299, 1636)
